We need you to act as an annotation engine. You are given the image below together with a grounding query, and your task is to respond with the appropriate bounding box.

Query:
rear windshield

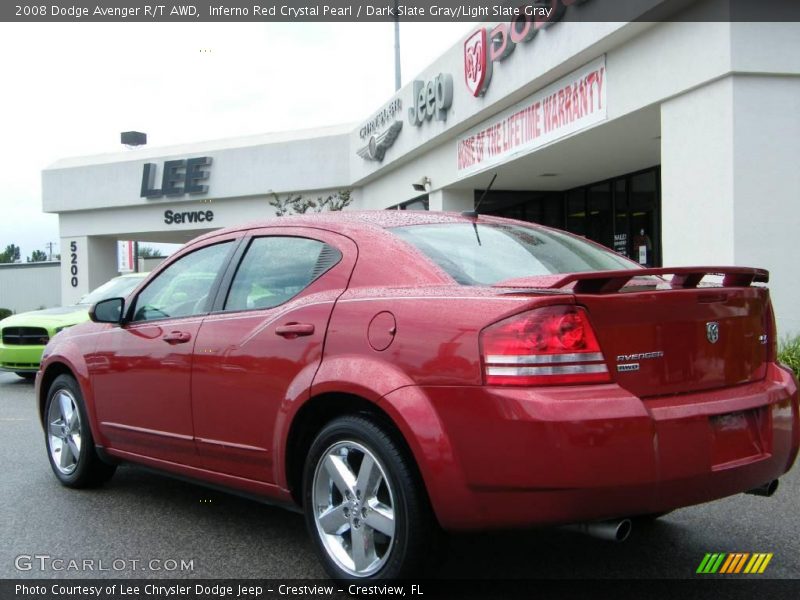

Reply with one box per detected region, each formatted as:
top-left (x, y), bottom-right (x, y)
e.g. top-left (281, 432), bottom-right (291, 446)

top-left (391, 223), bottom-right (635, 286)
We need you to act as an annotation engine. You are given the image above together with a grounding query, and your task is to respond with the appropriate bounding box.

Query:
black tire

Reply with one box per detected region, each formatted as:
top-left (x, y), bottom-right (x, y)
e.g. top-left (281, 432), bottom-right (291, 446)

top-left (44, 374), bottom-right (116, 488)
top-left (302, 415), bottom-right (435, 580)
top-left (15, 372), bottom-right (35, 381)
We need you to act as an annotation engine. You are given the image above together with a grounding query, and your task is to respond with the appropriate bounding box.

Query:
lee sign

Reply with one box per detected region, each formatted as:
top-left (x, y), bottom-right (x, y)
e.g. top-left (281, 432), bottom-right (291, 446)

top-left (141, 157), bottom-right (212, 198)
top-left (457, 56), bottom-right (607, 175)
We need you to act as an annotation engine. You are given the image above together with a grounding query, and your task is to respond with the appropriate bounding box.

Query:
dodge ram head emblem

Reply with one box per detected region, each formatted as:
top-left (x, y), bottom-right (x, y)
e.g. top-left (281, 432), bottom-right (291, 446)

top-left (706, 322), bottom-right (720, 344)
top-left (464, 28), bottom-right (491, 97)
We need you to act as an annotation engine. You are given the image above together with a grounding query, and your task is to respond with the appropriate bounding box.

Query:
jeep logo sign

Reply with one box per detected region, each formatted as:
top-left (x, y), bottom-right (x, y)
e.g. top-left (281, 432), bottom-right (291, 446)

top-left (408, 73), bottom-right (453, 127)
top-left (141, 157), bottom-right (212, 198)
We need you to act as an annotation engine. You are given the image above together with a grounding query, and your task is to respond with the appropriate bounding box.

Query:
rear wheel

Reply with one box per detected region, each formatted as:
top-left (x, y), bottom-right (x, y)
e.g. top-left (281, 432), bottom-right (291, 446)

top-left (303, 415), bottom-right (434, 580)
top-left (44, 374), bottom-right (116, 487)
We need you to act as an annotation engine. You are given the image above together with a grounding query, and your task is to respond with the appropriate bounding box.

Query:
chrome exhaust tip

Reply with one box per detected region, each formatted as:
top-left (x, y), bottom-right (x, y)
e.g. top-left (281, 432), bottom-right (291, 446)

top-left (563, 518), bottom-right (632, 542)
top-left (746, 479), bottom-right (779, 497)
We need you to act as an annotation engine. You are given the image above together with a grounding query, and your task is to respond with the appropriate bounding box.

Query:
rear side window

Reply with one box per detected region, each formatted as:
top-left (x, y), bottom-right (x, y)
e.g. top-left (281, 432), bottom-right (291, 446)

top-left (224, 236), bottom-right (341, 311)
top-left (391, 223), bottom-right (634, 285)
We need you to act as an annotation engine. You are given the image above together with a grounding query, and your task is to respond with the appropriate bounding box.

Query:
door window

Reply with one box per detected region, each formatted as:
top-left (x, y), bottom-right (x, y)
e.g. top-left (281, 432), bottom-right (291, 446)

top-left (224, 237), bottom-right (340, 311)
top-left (131, 242), bottom-right (232, 322)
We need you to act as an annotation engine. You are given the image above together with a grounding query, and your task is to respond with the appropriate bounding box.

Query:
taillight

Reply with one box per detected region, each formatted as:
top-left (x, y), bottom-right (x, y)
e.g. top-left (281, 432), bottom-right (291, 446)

top-left (481, 305), bottom-right (610, 386)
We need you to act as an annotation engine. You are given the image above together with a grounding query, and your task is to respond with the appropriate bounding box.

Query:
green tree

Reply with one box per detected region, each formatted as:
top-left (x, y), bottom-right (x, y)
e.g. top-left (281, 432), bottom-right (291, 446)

top-left (0, 244), bottom-right (21, 263)
top-left (317, 189), bottom-right (352, 212)
top-left (27, 249), bottom-right (47, 262)
top-left (137, 245), bottom-right (164, 259)
top-left (268, 192), bottom-right (303, 216)
top-left (270, 190), bottom-right (353, 216)
top-left (292, 198), bottom-right (318, 214)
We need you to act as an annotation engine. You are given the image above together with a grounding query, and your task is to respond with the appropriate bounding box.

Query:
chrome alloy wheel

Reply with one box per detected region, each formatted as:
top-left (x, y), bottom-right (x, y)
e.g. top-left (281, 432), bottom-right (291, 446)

top-left (47, 389), bottom-right (82, 475)
top-left (312, 440), bottom-right (396, 577)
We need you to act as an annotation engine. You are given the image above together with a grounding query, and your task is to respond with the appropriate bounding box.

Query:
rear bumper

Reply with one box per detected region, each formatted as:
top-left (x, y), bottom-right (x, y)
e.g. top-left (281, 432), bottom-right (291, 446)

top-left (0, 344), bottom-right (44, 372)
top-left (402, 363), bottom-right (799, 531)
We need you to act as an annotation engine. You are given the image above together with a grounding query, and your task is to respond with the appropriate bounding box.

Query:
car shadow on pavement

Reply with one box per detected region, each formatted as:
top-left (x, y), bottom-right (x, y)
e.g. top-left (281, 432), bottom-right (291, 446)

top-left (435, 519), bottom-right (695, 579)
top-left (101, 465), bottom-right (700, 580)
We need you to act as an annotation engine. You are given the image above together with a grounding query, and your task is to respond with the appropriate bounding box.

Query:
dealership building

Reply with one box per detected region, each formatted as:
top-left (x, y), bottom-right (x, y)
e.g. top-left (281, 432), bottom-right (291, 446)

top-left (42, 0), bottom-right (800, 333)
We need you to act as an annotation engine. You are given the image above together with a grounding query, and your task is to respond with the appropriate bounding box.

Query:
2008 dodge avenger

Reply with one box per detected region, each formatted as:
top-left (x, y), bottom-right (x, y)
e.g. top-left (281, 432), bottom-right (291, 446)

top-left (35, 212), bottom-right (798, 580)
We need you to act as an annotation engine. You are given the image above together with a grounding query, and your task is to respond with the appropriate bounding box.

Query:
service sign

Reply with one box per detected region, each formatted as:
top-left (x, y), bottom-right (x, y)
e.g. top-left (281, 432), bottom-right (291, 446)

top-left (457, 56), bottom-right (606, 175)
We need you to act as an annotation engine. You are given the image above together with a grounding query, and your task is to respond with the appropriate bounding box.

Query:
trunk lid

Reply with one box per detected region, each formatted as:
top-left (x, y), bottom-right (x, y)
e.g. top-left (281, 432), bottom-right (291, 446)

top-left (496, 267), bottom-right (771, 398)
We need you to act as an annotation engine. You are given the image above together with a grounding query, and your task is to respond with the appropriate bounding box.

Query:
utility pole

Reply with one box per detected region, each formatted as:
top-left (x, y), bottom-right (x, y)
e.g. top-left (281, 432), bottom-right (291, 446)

top-left (394, 1), bottom-right (401, 91)
top-left (45, 241), bottom-right (56, 261)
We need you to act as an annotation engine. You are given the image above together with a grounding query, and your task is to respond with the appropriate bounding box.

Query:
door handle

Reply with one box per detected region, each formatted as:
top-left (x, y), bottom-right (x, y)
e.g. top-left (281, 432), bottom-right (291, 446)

top-left (275, 323), bottom-right (315, 339)
top-left (162, 331), bottom-right (192, 344)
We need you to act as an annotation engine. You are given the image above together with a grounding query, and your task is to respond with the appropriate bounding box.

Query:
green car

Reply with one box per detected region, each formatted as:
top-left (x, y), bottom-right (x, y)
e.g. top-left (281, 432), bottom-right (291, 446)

top-left (0, 272), bottom-right (147, 379)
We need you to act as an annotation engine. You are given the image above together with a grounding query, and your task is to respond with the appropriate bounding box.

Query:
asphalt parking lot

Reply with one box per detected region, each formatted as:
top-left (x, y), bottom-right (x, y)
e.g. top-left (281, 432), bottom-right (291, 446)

top-left (1, 370), bottom-right (798, 581)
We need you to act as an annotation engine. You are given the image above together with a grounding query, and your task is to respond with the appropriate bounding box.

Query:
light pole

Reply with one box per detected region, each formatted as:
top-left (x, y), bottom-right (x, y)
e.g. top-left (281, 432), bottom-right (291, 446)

top-left (394, 2), bottom-right (401, 91)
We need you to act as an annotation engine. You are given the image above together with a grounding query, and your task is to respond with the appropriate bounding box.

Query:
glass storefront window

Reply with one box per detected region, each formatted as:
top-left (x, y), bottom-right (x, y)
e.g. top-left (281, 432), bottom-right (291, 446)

top-left (566, 189), bottom-right (587, 237)
top-left (613, 179), bottom-right (629, 258)
top-left (587, 182), bottom-right (613, 249)
top-left (457, 167), bottom-right (661, 267)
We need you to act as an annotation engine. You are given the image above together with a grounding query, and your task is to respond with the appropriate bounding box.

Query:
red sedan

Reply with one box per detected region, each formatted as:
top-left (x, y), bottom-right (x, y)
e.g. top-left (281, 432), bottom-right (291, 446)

top-left (36, 212), bottom-right (798, 580)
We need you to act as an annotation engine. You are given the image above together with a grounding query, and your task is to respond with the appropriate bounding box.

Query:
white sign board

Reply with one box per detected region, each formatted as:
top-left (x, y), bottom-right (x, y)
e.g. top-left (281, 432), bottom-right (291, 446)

top-left (457, 56), bottom-right (607, 176)
top-left (117, 241), bottom-right (135, 273)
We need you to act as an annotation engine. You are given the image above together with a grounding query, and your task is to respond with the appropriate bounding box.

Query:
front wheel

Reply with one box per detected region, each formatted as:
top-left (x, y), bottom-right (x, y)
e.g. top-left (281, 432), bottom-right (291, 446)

top-left (44, 374), bottom-right (116, 487)
top-left (303, 415), bottom-right (434, 580)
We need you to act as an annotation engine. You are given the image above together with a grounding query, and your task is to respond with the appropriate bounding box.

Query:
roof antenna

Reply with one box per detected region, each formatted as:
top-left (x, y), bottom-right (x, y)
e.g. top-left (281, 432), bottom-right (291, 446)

top-left (462, 173), bottom-right (497, 219)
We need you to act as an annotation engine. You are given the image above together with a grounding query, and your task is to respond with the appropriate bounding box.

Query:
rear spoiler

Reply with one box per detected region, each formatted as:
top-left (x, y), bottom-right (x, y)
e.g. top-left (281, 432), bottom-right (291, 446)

top-left (497, 267), bottom-right (769, 294)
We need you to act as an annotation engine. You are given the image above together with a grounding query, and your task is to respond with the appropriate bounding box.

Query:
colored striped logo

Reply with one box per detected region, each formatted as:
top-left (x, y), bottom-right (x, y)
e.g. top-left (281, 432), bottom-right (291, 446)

top-left (696, 553), bottom-right (773, 574)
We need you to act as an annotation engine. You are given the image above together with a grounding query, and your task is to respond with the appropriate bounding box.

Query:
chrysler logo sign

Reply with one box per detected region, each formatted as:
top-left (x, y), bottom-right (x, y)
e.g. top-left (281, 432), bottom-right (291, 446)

top-left (357, 121), bottom-right (403, 162)
top-left (357, 98), bottom-right (404, 162)
top-left (464, 0), bottom-right (592, 97)
top-left (359, 98), bottom-right (402, 140)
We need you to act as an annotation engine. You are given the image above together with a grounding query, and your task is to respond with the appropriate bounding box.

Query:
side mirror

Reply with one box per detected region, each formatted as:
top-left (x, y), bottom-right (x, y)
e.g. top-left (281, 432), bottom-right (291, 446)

top-left (90, 297), bottom-right (125, 324)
